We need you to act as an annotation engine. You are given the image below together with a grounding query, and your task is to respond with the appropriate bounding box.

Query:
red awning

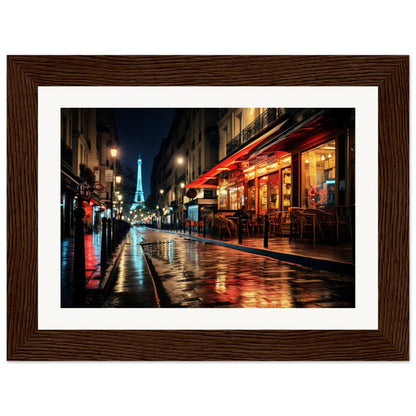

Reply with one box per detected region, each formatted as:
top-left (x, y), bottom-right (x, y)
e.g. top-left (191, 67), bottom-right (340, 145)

top-left (186, 119), bottom-right (289, 189)
top-left (185, 109), bottom-right (342, 189)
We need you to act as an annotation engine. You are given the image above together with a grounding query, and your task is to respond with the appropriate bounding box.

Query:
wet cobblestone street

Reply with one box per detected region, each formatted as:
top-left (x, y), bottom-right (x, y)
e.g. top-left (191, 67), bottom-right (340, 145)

top-left (105, 227), bottom-right (355, 308)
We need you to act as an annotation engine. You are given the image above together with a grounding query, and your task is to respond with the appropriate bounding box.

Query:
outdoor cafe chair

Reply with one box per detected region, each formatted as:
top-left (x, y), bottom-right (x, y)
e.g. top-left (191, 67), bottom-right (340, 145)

top-left (335, 205), bottom-right (353, 243)
top-left (269, 211), bottom-right (283, 236)
top-left (289, 208), bottom-right (303, 242)
top-left (241, 218), bottom-right (251, 236)
top-left (319, 208), bottom-right (337, 242)
top-left (225, 217), bottom-right (238, 237)
top-left (229, 215), bottom-right (250, 236)
top-left (251, 215), bottom-right (264, 235)
top-left (301, 209), bottom-right (326, 244)
top-left (215, 215), bottom-right (237, 238)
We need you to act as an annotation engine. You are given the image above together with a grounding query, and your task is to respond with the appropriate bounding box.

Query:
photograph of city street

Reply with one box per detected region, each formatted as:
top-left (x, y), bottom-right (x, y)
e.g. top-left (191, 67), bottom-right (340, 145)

top-left (61, 107), bottom-right (355, 308)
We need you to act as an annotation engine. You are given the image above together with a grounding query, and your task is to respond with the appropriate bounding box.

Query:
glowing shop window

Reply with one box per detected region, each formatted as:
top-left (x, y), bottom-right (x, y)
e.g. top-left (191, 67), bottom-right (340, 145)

top-left (247, 180), bottom-right (255, 210)
top-left (229, 186), bottom-right (238, 210)
top-left (282, 167), bottom-right (292, 211)
top-left (301, 140), bottom-right (336, 208)
top-left (219, 187), bottom-right (228, 209)
top-left (259, 176), bottom-right (268, 213)
top-left (268, 172), bottom-right (280, 210)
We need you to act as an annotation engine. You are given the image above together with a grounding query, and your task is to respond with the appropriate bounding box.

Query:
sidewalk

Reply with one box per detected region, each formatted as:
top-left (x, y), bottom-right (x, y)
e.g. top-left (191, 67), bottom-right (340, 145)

top-left (101, 231), bottom-right (160, 307)
top-left (61, 232), bottom-right (102, 307)
top-left (149, 227), bottom-right (354, 275)
top-left (61, 230), bottom-right (159, 307)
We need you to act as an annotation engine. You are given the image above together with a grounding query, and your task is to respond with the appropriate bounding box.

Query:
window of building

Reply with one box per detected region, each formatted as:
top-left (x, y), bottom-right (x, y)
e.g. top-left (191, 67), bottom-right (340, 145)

top-left (221, 125), bottom-right (228, 146)
top-left (229, 186), bottom-right (238, 210)
top-left (204, 190), bottom-right (214, 199)
top-left (235, 112), bottom-right (242, 136)
top-left (282, 167), bottom-right (292, 210)
top-left (188, 205), bottom-right (198, 222)
top-left (268, 172), bottom-right (280, 211)
top-left (301, 139), bottom-right (336, 208)
top-left (198, 148), bottom-right (201, 175)
top-left (259, 176), bottom-right (268, 213)
top-left (219, 186), bottom-right (228, 209)
top-left (237, 183), bottom-right (245, 209)
top-left (247, 180), bottom-right (255, 210)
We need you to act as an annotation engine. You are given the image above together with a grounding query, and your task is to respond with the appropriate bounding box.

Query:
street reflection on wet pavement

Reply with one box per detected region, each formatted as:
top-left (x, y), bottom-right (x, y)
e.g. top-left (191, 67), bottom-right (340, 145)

top-left (61, 232), bottom-right (102, 307)
top-left (130, 227), bottom-right (354, 308)
top-left (102, 227), bottom-right (159, 308)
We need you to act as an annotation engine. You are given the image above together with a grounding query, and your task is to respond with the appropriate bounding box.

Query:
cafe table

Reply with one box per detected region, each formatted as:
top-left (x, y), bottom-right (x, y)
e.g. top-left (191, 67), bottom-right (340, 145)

top-left (299, 211), bottom-right (324, 244)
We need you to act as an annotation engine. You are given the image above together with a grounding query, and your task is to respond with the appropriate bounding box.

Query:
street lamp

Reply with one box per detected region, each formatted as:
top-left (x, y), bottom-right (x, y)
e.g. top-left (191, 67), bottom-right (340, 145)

top-left (117, 194), bottom-right (123, 217)
top-left (110, 147), bottom-right (118, 219)
top-left (115, 175), bottom-right (122, 218)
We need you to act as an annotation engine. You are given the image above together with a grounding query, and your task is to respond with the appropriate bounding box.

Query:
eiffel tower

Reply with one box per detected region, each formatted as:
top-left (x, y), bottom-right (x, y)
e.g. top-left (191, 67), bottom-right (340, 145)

top-left (130, 154), bottom-right (145, 211)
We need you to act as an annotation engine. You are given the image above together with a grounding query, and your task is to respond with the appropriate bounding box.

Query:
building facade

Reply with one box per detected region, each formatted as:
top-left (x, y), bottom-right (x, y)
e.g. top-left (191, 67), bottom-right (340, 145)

top-left (150, 109), bottom-right (220, 228)
top-left (187, 107), bottom-right (355, 220)
top-left (60, 108), bottom-right (119, 238)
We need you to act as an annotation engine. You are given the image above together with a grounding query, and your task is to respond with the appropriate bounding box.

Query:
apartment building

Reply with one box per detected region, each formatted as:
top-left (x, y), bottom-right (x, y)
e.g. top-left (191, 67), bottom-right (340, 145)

top-left (150, 109), bottom-right (219, 227)
top-left (187, 107), bottom-right (355, 217)
top-left (60, 109), bottom-right (119, 237)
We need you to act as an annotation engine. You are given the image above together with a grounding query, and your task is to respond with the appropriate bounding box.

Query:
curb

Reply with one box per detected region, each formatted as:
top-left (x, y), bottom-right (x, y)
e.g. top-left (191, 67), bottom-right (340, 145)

top-left (84, 233), bottom-right (130, 305)
top-left (147, 227), bottom-right (355, 275)
top-left (140, 248), bottom-right (171, 308)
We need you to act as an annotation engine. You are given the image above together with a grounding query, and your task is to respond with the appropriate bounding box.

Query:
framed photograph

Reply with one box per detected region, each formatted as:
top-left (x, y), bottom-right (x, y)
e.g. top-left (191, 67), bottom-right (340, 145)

top-left (7, 55), bottom-right (408, 360)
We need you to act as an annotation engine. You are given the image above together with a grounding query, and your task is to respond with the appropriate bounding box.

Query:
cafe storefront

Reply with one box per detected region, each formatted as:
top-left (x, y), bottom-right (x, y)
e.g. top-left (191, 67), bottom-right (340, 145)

top-left (186, 108), bottom-right (355, 220)
top-left (217, 154), bottom-right (292, 215)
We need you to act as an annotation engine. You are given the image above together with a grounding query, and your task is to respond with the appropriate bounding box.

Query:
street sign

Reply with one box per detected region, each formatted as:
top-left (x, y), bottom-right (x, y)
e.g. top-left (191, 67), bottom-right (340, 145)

top-left (94, 182), bottom-right (106, 192)
top-left (94, 166), bottom-right (100, 182)
top-left (105, 169), bottom-right (113, 182)
top-left (186, 188), bottom-right (197, 199)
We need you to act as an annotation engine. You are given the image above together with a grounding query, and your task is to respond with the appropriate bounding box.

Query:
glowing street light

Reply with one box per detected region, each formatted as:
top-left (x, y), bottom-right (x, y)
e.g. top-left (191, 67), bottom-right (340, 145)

top-left (110, 147), bottom-right (118, 219)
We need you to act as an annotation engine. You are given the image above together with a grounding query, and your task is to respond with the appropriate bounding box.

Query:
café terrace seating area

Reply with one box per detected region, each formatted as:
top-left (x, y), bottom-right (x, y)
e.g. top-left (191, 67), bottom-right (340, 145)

top-left (201, 206), bottom-right (354, 264)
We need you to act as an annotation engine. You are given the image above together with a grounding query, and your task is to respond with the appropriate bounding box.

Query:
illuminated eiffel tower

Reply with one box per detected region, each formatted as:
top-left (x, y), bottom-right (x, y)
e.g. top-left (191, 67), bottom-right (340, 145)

top-left (130, 154), bottom-right (145, 211)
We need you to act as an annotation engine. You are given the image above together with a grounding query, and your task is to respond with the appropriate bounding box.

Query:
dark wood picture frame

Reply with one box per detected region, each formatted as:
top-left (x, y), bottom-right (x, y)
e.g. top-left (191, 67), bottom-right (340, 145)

top-left (7, 55), bottom-right (409, 360)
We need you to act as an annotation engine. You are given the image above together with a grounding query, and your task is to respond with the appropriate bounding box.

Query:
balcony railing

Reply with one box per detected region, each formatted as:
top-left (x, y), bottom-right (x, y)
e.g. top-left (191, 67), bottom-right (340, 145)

top-left (61, 140), bottom-right (73, 167)
top-left (226, 108), bottom-right (279, 156)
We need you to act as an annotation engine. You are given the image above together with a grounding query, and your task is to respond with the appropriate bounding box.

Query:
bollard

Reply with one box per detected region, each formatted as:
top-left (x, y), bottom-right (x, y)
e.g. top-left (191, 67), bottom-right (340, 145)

top-left (107, 218), bottom-right (112, 257)
top-left (73, 204), bottom-right (86, 306)
top-left (101, 217), bottom-right (107, 270)
top-left (263, 214), bottom-right (269, 248)
top-left (112, 217), bottom-right (116, 252)
top-left (238, 216), bottom-right (243, 244)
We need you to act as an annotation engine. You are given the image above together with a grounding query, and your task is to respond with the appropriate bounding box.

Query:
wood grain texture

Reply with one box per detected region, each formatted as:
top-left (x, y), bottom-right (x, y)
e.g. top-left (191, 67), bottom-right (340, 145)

top-left (7, 55), bottom-right (409, 360)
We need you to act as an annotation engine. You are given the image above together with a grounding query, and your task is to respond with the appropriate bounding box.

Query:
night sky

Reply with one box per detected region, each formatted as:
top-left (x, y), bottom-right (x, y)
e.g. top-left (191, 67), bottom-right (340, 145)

top-left (114, 108), bottom-right (175, 199)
